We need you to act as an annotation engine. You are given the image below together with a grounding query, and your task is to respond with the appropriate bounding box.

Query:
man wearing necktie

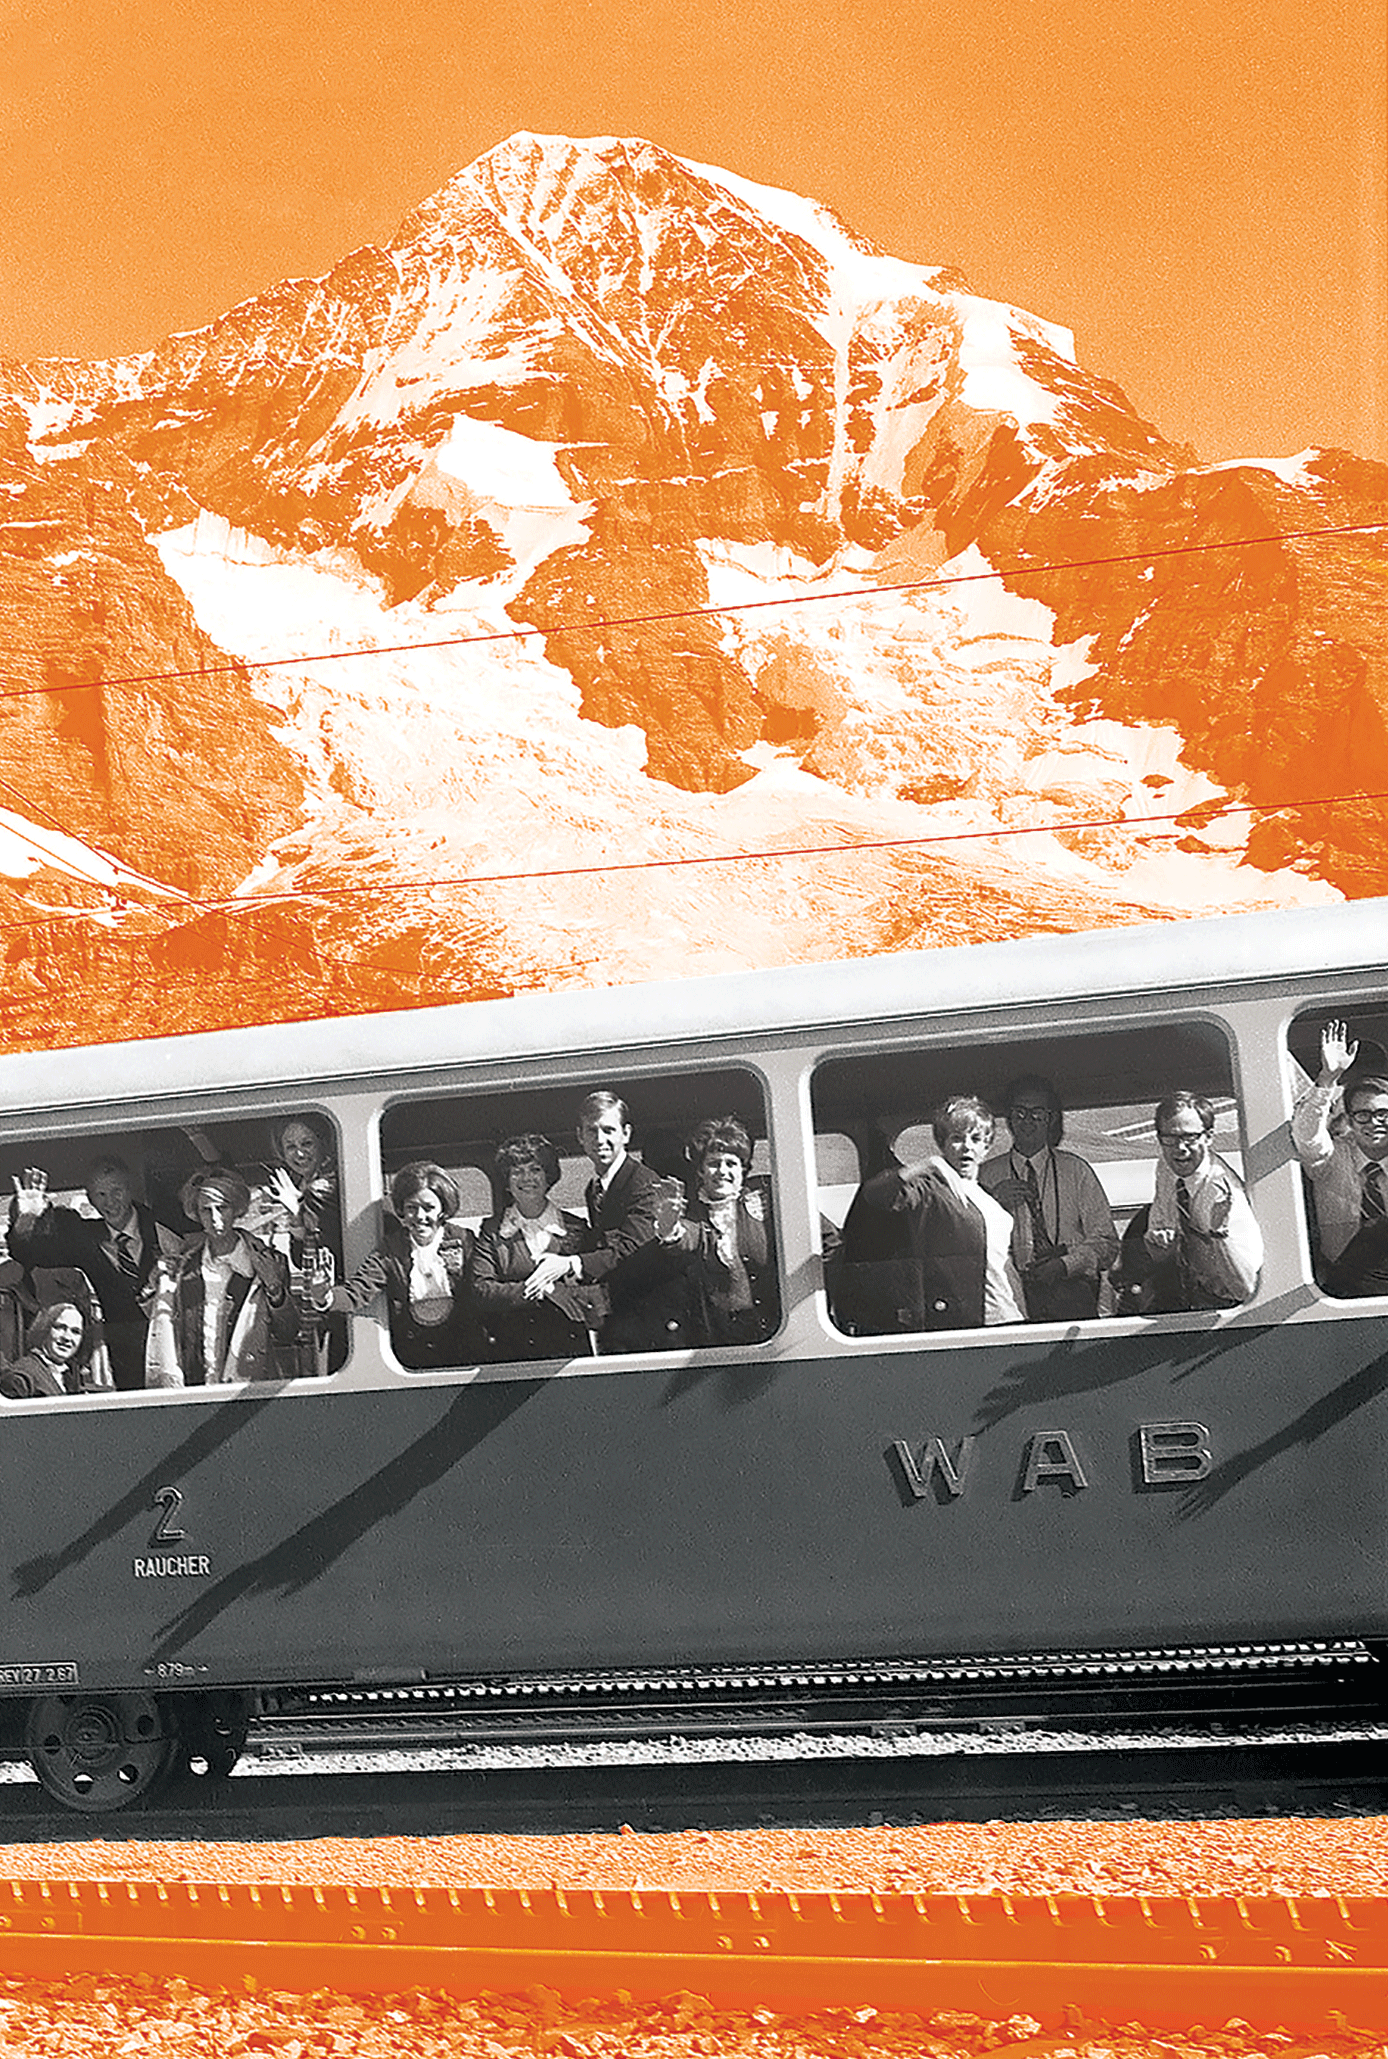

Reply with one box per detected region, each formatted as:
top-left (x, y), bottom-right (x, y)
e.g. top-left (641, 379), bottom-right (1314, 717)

top-left (980, 1074), bottom-right (1118, 1321)
top-left (1143, 1092), bottom-right (1263, 1310)
top-left (520, 1090), bottom-right (662, 1338)
top-left (9, 1155), bottom-right (187, 1389)
top-left (1292, 1021), bottom-right (1388, 1295)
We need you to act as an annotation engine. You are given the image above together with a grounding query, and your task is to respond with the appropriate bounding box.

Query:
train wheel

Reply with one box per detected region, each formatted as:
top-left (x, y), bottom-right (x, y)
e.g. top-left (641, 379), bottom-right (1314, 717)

top-left (25, 1693), bottom-right (175, 1813)
top-left (171, 1689), bottom-right (256, 1784)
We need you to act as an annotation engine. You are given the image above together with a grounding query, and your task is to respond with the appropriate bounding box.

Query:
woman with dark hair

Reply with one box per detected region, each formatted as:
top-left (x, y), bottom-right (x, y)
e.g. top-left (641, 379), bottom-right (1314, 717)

top-left (837, 1094), bottom-right (1025, 1334)
top-left (0, 1302), bottom-right (96, 1400)
top-left (146, 1168), bottom-right (297, 1385)
top-left (471, 1134), bottom-right (593, 1362)
top-left (606, 1115), bottom-right (778, 1352)
top-left (334, 1161), bottom-right (483, 1369)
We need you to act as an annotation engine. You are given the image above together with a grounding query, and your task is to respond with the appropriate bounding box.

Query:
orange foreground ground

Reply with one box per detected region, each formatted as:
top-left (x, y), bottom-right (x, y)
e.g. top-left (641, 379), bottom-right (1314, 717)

top-left (1, 1818), bottom-right (1383, 2057)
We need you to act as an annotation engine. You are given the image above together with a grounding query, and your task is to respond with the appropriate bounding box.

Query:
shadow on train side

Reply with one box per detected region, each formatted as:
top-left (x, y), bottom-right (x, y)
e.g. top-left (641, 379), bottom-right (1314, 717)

top-left (1176, 1344), bottom-right (1388, 1519)
top-left (654, 1252), bottom-right (830, 1411)
top-left (659, 1355), bottom-right (784, 1410)
top-left (969, 1288), bottom-right (1317, 1435)
top-left (12, 1389), bottom-right (284, 1600)
top-left (147, 1379), bottom-right (544, 1662)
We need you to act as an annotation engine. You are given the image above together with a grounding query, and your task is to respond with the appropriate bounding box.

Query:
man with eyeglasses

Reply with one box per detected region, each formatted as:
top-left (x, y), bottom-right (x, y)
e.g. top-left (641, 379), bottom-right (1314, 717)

top-left (1292, 1022), bottom-right (1388, 1296)
top-left (980, 1074), bottom-right (1118, 1321)
top-left (1143, 1091), bottom-right (1263, 1311)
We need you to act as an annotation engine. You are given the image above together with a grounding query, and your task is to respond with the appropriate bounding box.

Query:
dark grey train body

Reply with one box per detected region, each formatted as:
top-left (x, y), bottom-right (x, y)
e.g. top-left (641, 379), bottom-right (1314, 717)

top-left (0, 897), bottom-right (1385, 1805)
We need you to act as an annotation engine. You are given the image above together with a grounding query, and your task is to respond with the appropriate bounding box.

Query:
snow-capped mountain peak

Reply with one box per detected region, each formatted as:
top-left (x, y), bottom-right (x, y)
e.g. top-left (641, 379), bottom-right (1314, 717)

top-left (1, 131), bottom-right (1382, 1047)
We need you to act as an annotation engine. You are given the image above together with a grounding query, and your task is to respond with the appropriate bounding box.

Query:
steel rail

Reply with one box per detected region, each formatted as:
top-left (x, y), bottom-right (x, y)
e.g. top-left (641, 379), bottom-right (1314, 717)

top-left (0, 1879), bottom-right (1381, 2035)
top-left (248, 1642), bottom-right (1382, 1752)
top-left (250, 1678), bottom-right (1382, 1754)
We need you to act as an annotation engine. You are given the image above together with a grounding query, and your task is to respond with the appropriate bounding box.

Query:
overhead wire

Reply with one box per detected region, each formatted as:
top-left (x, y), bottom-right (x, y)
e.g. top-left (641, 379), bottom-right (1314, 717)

top-left (0, 515), bottom-right (1383, 920)
top-left (1, 518), bottom-right (1384, 702)
top-left (0, 786), bottom-right (1377, 930)
top-left (0, 772), bottom-right (193, 903)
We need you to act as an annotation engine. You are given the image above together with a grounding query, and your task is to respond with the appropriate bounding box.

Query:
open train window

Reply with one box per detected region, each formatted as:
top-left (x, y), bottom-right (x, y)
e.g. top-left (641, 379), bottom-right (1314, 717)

top-left (377, 1066), bottom-right (778, 1369)
top-left (0, 1106), bottom-right (346, 1401)
top-left (1287, 1004), bottom-right (1388, 1302)
top-left (812, 1016), bottom-right (1254, 1335)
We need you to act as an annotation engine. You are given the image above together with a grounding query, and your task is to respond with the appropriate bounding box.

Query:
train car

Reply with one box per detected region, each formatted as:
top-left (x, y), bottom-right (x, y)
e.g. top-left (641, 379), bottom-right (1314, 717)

top-left (1, 895), bottom-right (1387, 1810)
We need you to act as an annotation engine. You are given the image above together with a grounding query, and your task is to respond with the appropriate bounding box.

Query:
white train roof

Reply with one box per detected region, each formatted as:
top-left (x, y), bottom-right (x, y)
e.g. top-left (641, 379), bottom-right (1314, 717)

top-left (1, 897), bottom-right (1384, 1115)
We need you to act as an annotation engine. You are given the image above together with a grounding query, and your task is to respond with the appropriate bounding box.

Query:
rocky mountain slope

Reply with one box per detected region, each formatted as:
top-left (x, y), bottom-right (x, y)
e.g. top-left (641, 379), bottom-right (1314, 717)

top-left (2, 132), bottom-right (1383, 1047)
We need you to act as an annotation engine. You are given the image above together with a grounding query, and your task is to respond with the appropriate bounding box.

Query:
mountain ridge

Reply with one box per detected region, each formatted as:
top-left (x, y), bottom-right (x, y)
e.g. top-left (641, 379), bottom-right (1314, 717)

top-left (0, 130), bottom-right (1383, 1048)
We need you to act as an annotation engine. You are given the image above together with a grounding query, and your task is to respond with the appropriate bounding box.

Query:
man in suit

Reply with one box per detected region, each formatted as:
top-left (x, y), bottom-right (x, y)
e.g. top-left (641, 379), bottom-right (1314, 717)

top-left (1292, 1020), bottom-right (1388, 1296)
top-left (979, 1073), bottom-right (1118, 1321)
top-left (521, 1091), bottom-right (662, 1335)
top-left (9, 1155), bottom-right (187, 1389)
top-left (1142, 1092), bottom-right (1262, 1311)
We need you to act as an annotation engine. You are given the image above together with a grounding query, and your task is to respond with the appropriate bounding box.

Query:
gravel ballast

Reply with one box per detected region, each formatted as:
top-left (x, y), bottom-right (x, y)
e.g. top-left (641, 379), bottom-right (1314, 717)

top-left (0, 1816), bottom-right (1384, 2057)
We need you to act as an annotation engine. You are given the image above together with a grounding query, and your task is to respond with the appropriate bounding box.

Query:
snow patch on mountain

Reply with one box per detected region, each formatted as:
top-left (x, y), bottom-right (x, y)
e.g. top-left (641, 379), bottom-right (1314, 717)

top-left (331, 268), bottom-right (531, 437)
top-left (0, 808), bottom-right (188, 906)
top-left (433, 415), bottom-right (574, 508)
top-left (957, 300), bottom-right (1066, 426)
top-left (678, 154), bottom-right (938, 303)
top-left (18, 355), bottom-right (155, 458)
top-left (696, 537), bottom-right (1338, 913)
top-left (1203, 450), bottom-right (1323, 488)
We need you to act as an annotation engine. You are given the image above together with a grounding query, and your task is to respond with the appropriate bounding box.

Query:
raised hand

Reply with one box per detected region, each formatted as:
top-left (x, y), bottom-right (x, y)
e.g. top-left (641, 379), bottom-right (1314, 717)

top-left (1319, 1020), bottom-right (1360, 1084)
top-left (267, 1167), bottom-right (304, 1219)
top-left (12, 1168), bottom-right (49, 1217)
top-left (548, 1280), bottom-right (593, 1326)
top-left (305, 1247), bottom-right (335, 1312)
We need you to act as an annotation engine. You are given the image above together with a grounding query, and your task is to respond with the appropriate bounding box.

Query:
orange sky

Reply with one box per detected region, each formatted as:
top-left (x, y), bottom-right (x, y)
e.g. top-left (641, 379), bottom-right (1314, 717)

top-left (3, 0), bottom-right (1385, 465)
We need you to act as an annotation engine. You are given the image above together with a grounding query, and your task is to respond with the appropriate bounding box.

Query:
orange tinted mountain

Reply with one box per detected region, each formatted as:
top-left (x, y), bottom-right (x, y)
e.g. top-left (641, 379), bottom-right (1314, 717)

top-left (1, 134), bottom-right (1383, 1043)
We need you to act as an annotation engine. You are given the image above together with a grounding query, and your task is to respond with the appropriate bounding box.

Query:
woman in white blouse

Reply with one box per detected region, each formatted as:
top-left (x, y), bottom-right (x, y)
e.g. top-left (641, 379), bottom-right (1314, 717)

top-left (335, 1162), bottom-right (484, 1369)
top-left (470, 1135), bottom-right (593, 1361)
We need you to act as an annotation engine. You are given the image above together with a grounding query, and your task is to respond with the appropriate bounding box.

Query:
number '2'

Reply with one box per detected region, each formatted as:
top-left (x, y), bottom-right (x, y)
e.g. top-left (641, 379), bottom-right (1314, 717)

top-left (150, 1487), bottom-right (186, 1544)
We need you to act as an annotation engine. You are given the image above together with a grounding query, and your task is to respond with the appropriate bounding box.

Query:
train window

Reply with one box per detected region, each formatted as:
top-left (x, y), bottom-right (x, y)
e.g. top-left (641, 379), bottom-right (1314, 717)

top-left (1287, 1004), bottom-right (1388, 1301)
top-left (377, 1067), bottom-right (778, 1368)
top-left (812, 1017), bottom-right (1257, 1335)
top-left (0, 1107), bottom-right (346, 1401)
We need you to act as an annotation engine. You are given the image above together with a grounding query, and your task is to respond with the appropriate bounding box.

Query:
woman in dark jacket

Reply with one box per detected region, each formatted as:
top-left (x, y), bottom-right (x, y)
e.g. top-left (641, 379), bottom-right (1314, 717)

top-left (471, 1134), bottom-right (594, 1362)
top-left (0, 1302), bottom-right (99, 1400)
top-left (335, 1162), bottom-right (483, 1369)
top-left (146, 1168), bottom-right (298, 1385)
top-left (606, 1116), bottom-right (778, 1352)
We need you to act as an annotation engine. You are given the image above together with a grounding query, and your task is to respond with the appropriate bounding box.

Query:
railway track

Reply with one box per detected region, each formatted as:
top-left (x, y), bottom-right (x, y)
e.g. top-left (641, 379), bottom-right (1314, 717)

top-left (253, 1641), bottom-right (1385, 1753)
top-left (6, 1637), bottom-right (1380, 1818)
top-left (3, 1686), bottom-right (1385, 2041)
top-left (0, 1875), bottom-right (1382, 2037)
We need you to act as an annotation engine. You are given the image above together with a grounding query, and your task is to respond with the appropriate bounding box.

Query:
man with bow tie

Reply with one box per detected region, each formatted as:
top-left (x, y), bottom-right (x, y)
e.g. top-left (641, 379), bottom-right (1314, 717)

top-left (1293, 1020), bottom-right (1388, 1296)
